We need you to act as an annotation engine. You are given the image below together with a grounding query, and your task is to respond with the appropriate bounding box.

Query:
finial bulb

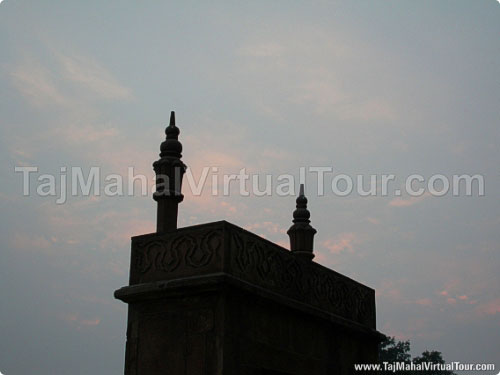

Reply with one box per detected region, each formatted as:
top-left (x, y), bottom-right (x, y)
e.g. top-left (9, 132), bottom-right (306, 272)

top-left (287, 182), bottom-right (316, 260)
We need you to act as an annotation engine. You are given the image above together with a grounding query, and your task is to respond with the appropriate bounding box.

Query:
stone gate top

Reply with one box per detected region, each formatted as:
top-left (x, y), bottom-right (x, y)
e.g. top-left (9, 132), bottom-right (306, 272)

top-left (115, 220), bottom-right (376, 329)
top-left (114, 112), bottom-right (380, 375)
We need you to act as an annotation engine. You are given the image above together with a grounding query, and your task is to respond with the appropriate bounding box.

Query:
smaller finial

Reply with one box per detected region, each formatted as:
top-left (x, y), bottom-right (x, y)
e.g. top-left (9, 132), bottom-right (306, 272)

top-left (165, 111), bottom-right (179, 138)
top-left (160, 111), bottom-right (182, 158)
top-left (287, 184), bottom-right (317, 260)
top-left (293, 184), bottom-right (310, 222)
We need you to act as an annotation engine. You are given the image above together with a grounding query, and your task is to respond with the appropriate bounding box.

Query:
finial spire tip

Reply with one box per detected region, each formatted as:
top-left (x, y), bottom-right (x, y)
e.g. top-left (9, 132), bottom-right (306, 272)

top-left (170, 111), bottom-right (175, 126)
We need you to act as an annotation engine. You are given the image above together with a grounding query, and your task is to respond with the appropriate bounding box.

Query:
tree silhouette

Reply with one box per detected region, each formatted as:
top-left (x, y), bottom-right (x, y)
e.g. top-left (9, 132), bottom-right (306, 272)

top-left (378, 335), bottom-right (456, 375)
top-left (379, 335), bottom-right (411, 363)
top-left (413, 350), bottom-right (455, 375)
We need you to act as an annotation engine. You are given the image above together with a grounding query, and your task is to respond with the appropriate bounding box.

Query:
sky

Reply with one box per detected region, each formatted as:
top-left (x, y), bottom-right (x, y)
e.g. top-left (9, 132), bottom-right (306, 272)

top-left (1, 1), bottom-right (499, 374)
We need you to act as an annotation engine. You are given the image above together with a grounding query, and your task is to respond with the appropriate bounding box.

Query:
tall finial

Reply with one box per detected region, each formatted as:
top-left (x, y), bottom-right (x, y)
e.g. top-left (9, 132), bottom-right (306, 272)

top-left (287, 184), bottom-right (317, 260)
top-left (153, 111), bottom-right (187, 232)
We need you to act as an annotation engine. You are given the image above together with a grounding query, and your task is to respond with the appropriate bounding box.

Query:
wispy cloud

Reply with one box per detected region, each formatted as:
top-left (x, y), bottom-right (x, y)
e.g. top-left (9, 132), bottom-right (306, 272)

top-left (245, 221), bottom-right (287, 237)
top-left (294, 79), bottom-right (396, 122)
top-left (376, 279), bottom-right (406, 303)
top-left (322, 232), bottom-right (358, 255)
top-left (415, 298), bottom-right (432, 306)
top-left (237, 42), bottom-right (285, 58)
top-left (236, 28), bottom-right (398, 123)
top-left (57, 123), bottom-right (119, 143)
top-left (10, 63), bottom-right (69, 108)
top-left (389, 192), bottom-right (431, 207)
top-left (61, 312), bottom-right (101, 329)
top-left (10, 50), bottom-right (133, 110)
top-left (475, 298), bottom-right (500, 316)
top-left (10, 232), bottom-right (53, 254)
top-left (7, 51), bottom-right (141, 175)
top-left (56, 53), bottom-right (133, 100)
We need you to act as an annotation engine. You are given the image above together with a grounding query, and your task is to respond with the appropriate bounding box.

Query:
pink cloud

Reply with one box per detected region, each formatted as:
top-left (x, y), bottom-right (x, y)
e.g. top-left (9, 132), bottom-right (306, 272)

top-left (62, 313), bottom-right (78, 323)
top-left (10, 63), bottom-right (69, 108)
top-left (61, 313), bottom-right (101, 329)
top-left (57, 124), bottom-right (119, 143)
top-left (313, 251), bottom-right (327, 263)
top-left (376, 279), bottom-right (406, 303)
top-left (245, 221), bottom-right (286, 236)
top-left (415, 298), bottom-right (432, 306)
top-left (389, 192), bottom-right (431, 207)
top-left (80, 318), bottom-right (101, 327)
top-left (322, 232), bottom-right (357, 255)
top-left (10, 233), bottom-right (57, 256)
top-left (365, 217), bottom-right (380, 225)
top-left (475, 298), bottom-right (500, 316)
top-left (295, 79), bottom-right (396, 122)
top-left (380, 322), bottom-right (411, 341)
top-left (56, 53), bottom-right (133, 100)
top-left (101, 217), bottom-right (156, 249)
top-left (237, 42), bottom-right (285, 58)
top-left (220, 200), bottom-right (237, 214)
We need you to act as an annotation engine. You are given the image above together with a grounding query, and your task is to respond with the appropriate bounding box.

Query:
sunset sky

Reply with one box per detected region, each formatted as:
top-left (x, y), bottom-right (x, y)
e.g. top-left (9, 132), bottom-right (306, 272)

top-left (1, 1), bottom-right (499, 374)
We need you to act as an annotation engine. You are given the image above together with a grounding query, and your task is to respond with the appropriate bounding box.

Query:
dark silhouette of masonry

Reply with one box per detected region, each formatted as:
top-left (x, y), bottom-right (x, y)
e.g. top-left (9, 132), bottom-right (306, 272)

top-left (115, 112), bottom-right (381, 375)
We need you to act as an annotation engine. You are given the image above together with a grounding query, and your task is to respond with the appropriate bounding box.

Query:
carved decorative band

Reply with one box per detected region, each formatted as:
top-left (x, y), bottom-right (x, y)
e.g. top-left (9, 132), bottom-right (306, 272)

top-left (133, 229), bottom-right (223, 276)
top-left (230, 231), bottom-right (374, 326)
top-left (130, 225), bottom-right (374, 327)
